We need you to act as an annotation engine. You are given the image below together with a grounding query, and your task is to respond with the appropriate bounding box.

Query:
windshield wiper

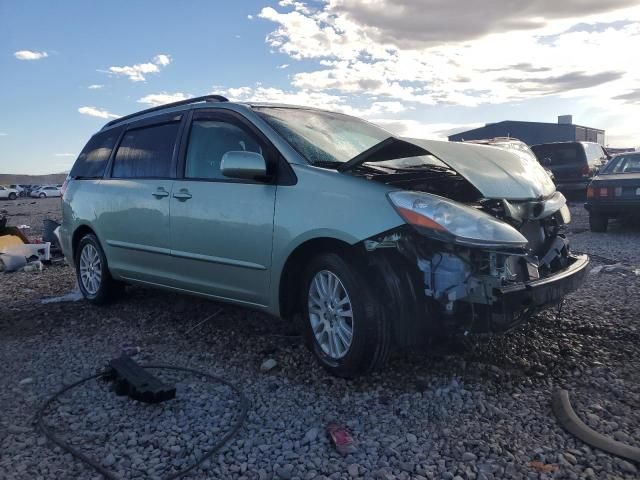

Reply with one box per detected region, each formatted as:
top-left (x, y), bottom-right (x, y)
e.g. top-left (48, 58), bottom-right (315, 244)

top-left (337, 137), bottom-right (429, 173)
top-left (311, 160), bottom-right (344, 169)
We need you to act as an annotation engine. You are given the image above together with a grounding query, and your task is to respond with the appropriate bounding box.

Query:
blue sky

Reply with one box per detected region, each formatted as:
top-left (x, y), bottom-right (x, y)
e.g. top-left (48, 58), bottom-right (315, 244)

top-left (2, 0), bottom-right (640, 174)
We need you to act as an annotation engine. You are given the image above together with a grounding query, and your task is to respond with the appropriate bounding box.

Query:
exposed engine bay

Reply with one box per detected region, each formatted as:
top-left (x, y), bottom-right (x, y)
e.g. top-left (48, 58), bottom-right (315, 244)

top-left (348, 141), bottom-right (588, 340)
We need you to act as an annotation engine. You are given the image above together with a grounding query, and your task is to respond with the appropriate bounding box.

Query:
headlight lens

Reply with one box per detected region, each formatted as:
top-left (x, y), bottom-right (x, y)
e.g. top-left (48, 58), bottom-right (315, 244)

top-left (388, 191), bottom-right (528, 248)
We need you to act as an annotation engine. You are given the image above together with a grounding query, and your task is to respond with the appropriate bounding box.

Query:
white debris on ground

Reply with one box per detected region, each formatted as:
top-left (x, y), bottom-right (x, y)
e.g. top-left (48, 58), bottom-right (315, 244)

top-left (0, 197), bottom-right (639, 479)
top-left (41, 289), bottom-right (83, 304)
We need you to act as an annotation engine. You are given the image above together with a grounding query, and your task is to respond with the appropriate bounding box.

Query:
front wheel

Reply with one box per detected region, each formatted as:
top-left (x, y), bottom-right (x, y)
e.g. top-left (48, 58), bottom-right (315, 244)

top-left (301, 253), bottom-right (391, 378)
top-left (75, 233), bottom-right (123, 304)
top-left (589, 213), bottom-right (608, 232)
top-left (39, 192), bottom-right (46, 198)
top-left (8, 192), bottom-right (16, 200)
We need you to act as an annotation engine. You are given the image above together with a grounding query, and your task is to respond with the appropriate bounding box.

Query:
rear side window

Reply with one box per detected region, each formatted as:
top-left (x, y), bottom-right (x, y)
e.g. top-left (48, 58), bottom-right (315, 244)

top-left (112, 122), bottom-right (179, 178)
top-left (583, 143), bottom-right (606, 165)
top-left (604, 154), bottom-right (640, 173)
top-left (70, 128), bottom-right (121, 178)
top-left (531, 144), bottom-right (584, 166)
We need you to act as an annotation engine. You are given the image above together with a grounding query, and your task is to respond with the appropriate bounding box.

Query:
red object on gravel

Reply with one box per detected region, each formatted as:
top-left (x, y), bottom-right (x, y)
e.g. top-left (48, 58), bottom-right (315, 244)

top-left (327, 422), bottom-right (357, 455)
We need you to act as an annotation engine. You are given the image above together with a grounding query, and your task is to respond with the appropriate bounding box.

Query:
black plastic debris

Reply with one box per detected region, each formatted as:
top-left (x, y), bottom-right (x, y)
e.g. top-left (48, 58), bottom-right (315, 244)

top-left (108, 356), bottom-right (175, 404)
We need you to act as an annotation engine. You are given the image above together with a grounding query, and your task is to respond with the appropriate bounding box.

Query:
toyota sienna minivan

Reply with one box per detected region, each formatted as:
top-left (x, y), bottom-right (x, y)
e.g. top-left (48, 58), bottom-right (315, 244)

top-left (59, 95), bottom-right (589, 377)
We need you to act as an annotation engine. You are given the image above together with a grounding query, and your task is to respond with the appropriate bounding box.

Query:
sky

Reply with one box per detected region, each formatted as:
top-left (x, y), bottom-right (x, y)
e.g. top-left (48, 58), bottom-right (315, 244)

top-left (1, 0), bottom-right (640, 174)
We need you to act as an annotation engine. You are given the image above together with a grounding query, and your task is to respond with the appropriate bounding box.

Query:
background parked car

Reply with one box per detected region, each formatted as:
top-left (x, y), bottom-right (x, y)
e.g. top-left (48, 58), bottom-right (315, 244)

top-left (31, 185), bottom-right (62, 198)
top-left (8, 184), bottom-right (27, 196)
top-left (26, 184), bottom-right (41, 196)
top-left (531, 141), bottom-right (609, 191)
top-left (0, 185), bottom-right (19, 200)
top-left (585, 152), bottom-right (640, 232)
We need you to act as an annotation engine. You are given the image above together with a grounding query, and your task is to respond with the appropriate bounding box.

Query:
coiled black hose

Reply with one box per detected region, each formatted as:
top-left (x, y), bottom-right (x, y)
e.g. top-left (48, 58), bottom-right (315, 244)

top-left (35, 364), bottom-right (249, 480)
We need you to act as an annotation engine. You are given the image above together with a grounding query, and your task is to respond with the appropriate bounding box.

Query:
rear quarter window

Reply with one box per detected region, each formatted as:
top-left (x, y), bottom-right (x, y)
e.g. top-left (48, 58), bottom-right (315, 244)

top-left (583, 142), bottom-right (607, 166)
top-left (70, 128), bottom-right (121, 179)
top-left (111, 122), bottom-right (179, 178)
top-left (531, 144), bottom-right (584, 166)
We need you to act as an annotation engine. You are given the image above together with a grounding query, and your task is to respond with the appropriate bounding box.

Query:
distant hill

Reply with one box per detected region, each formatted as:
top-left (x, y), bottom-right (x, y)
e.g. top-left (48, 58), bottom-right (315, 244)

top-left (0, 173), bottom-right (68, 185)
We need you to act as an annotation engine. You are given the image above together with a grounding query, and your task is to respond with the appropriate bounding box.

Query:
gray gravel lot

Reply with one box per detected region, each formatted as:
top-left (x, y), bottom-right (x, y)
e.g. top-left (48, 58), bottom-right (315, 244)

top-left (1, 197), bottom-right (639, 480)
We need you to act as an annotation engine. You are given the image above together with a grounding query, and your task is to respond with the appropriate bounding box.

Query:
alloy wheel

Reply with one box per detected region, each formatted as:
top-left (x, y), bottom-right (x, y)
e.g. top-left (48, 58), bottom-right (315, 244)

top-left (308, 270), bottom-right (354, 359)
top-left (79, 244), bottom-right (102, 295)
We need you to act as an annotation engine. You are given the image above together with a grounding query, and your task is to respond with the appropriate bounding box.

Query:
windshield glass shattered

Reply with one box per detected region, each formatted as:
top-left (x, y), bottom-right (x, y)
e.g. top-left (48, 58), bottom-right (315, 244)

top-left (255, 107), bottom-right (403, 164)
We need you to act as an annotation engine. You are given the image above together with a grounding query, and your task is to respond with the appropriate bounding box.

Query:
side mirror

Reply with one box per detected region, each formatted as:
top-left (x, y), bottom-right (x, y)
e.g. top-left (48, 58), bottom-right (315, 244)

top-left (221, 151), bottom-right (267, 180)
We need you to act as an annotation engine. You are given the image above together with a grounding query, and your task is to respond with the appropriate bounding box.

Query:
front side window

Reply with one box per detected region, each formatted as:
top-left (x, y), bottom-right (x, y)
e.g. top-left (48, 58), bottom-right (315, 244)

top-left (112, 122), bottom-right (179, 178)
top-left (185, 120), bottom-right (263, 180)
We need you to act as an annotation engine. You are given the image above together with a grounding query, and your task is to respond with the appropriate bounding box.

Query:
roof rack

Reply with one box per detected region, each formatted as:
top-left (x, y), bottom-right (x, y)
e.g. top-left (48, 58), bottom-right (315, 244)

top-left (103, 94), bottom-right (229, 129)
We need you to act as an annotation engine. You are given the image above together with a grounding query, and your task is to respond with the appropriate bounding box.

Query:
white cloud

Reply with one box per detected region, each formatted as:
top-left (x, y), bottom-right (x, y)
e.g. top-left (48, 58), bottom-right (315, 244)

top-left (105, 54), bottom-right (172, 82)
top-left (218, 85), bottom-right (410, 117)
top-left (371, 119), bottom-right (483, 140)
top-left (277, 64), bottom-right (290, 69)
top-left (238, 1), bottom-right (640, 145)
top-left (138, 92), bottom-right (192, 106)
top-left (78, 106), bottom-right (119, 119)
top-left (54, 153), bottom-right (76, 157)
top-left (14, 50), bottom-right (48, 60)
top-left (256, 1), bottom-right (640, 107)
top-left (0, 132), bottom-right (7, 136)
top-left (248, 14), bottom-right (254, 19)
top-left (153, 54), bottom-right (171, 66)
top-left (88, 84), bottom-right (104, 89)
top-left (330, 0), bottom-right (639, 47)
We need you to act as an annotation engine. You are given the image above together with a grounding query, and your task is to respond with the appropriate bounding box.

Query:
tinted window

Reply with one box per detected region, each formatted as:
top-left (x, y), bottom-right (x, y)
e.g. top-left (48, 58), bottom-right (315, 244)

top-left (531, 143), bottom-right (584, 166)
top-left (112, 122), bottom-right (179, 178)
top-left (70, 128), bottom-right (121, 179)
top-left (185, 120), bottom-right (262, 180)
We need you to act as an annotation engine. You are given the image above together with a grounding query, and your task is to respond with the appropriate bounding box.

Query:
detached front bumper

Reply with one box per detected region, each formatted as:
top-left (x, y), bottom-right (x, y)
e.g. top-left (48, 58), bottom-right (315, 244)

top-left (495, 253), bottom-right (589, 320)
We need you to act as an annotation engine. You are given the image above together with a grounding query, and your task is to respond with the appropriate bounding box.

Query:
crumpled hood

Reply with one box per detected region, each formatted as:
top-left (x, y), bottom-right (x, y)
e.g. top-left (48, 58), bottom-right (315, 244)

top-left (403, 137), bottom-right (556, 200)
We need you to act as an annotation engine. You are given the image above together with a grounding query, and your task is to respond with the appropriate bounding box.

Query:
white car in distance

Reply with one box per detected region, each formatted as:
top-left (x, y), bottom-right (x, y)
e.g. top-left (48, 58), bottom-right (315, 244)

top-left (31, 185), bottom-right (62, 198)
top-left (0, 185), bottom-right (20, 200)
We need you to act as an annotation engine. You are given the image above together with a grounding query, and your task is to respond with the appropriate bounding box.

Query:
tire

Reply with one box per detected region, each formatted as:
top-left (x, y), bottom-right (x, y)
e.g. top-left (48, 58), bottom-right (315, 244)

top-left (589, 213), bottom-right (608, 232)
top-left (8, 192), bottom-right (16, 200)
top-left (300, 252), bottom-right (392, 378)
top-left (75, 233), bottom-right (123, 305)
top-left (39, 192), bottom-right (46, 198)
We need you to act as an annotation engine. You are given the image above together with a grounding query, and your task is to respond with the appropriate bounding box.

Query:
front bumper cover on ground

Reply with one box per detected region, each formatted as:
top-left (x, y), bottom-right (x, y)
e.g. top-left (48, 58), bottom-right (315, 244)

top-left (496, 253), bottom-right (589, 317)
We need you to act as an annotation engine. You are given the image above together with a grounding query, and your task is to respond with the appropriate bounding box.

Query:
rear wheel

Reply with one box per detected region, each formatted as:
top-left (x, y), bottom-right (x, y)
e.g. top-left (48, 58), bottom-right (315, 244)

top-left (8, 192), bottom-right (16, 200)
top-left (589, 213), bottom-right (608, 232)
top-left (301, 252), bottom-right (391, 378)
top-left (39, 192), bottom-right (46, 198)
top-left (75, 233), bottom-right (123, 304)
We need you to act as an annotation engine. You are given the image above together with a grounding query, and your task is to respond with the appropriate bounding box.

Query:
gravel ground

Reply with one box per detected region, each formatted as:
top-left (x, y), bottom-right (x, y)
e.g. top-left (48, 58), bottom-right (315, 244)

top-left (0, 197), bottom-right (639, 480)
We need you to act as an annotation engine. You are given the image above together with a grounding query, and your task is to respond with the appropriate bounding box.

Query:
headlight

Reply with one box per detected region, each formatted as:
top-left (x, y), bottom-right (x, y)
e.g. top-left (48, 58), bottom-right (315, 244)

top-left (388, 191), bottom-right (528, 248)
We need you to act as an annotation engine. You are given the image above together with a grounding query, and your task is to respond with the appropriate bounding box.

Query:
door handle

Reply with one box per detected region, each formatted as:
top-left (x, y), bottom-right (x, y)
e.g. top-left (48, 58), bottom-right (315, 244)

top-left (173, 191), bottom-right (192, 200)
top-left (152, 189), bottom-right (169, 198)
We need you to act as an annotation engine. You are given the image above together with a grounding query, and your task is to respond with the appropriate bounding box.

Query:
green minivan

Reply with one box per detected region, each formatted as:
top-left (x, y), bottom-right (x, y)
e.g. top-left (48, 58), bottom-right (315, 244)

top-left (59, 95), bottom-right (589, 377)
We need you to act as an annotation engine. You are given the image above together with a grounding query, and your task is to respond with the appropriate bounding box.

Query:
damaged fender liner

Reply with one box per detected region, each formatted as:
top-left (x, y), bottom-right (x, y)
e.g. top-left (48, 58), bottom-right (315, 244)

top-left (495, 254), bottom-right (589, 315)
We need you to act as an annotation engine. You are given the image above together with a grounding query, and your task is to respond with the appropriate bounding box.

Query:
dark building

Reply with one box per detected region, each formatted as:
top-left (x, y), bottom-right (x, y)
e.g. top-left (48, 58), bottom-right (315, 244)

top-left (448, 115), bottom-right (605, 146)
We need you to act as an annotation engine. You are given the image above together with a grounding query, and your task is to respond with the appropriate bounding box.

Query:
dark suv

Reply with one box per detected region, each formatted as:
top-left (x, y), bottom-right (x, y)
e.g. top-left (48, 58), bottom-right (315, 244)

top-left (531, 141), bottom-right (609, 191)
